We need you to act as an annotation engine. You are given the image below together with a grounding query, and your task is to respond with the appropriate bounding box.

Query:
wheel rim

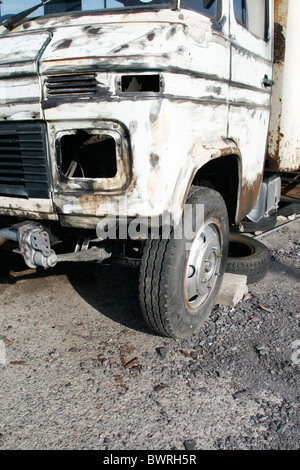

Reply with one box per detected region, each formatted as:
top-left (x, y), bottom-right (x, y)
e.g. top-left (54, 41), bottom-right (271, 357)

top-left (184, 221), bottom-right (222, 310)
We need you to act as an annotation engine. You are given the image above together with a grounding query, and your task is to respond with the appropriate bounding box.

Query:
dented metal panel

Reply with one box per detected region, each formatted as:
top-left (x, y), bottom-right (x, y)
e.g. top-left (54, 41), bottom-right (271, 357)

top-left (268, 0), bottom-right (300, 171)
top-left (0, 32), bottom-right (51, 77)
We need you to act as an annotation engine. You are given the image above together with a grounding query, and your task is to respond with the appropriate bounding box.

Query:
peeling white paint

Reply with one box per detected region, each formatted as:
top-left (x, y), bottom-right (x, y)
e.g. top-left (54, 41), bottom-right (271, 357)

top-left (0, 32), bottom-right (51, 77)
top-left (0, 2), bottom-right (279, 227)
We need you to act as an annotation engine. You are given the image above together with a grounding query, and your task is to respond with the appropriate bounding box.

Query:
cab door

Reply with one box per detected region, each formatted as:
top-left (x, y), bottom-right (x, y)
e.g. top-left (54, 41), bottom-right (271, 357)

top-left (228, 0), bottom-right (274, 221)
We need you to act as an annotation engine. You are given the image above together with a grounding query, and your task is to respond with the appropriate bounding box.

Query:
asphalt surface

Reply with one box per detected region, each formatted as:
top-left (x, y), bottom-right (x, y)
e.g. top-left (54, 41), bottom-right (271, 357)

top-left (0, 219), bottom-right (299, 450)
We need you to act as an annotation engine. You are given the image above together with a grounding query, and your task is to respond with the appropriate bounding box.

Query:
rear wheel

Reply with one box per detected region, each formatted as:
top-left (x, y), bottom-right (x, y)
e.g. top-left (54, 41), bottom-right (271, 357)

top-left (226, 233), bottom-right (271, 284)
top-left (139, 187), bottom-right (229, 338)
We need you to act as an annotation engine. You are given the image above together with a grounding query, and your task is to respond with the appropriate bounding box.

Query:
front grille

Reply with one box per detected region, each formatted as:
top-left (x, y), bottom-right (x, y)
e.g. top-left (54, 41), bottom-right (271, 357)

top-left (45, 74), bottom-right (98, 96)
top-left (0, 122), bottom-right (50, 199)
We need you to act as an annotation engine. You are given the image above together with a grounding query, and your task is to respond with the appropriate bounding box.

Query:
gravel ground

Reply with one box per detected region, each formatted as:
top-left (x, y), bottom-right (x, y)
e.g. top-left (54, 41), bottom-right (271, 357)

top-left (0, 220), bottom-right (299, 450)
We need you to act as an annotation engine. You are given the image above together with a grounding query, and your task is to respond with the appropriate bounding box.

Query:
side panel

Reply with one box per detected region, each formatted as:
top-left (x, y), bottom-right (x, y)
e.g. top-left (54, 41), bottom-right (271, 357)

top-left (0, 10), bottom-right (230, 225)
top-left (267, 0), bottom-right (300, 171)
top-left (228, 0), bottom-right (274, 221)
top-left (40, 10), bottom-right (231, 226)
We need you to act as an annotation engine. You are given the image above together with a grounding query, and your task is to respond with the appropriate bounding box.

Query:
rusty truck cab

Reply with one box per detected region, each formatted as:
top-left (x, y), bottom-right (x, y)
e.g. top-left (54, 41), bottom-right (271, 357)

top-left (0, 1), bottom-right (275, 338)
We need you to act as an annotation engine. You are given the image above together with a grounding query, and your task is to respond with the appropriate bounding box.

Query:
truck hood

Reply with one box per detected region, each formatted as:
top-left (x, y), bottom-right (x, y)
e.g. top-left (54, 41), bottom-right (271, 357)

top-left (39, 21), bottom-right (185, 75)
top-left (0, 12), bottom-right (212, 120)
top-left (0, 31), bottom-right (52, 77)
top-left (0, 11), bottom-right (210, 77)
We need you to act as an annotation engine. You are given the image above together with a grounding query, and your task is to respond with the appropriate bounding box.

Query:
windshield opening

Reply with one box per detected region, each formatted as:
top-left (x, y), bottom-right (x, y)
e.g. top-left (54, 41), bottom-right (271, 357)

top-left (180, 0), bottom-right (221, 19)
top-left (0, 0), bottom-right (175, 23)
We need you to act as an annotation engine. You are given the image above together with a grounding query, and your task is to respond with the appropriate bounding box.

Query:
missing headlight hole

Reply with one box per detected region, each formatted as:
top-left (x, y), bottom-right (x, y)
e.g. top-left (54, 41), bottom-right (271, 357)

top-left (121, 75), bottom-right (161, 93)
top-left (59, 130), bottom-right (117, 179)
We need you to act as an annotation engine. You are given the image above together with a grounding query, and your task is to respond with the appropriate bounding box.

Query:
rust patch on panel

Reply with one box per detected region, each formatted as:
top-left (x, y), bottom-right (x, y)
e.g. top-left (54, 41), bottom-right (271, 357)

top-left (267, 118), bottom-right (284, 172)
top-left (280, 172), bottom-right (300, 201)
top-left (150, 153), bottom-right (159, 168)
top-left (56, 39), bottom-right (73, 50)
top-left (274, 0), bottom-right (288, 26)
top-left (84, 26), bottom-right (102, 35)
top-left (79, 194), bottom-right (106, 215)
top-left (0, 207), bottom-right (58, 221)
top-left (274, 22), bottom-right (286, 64)
top-left (236, 176), bottom-right (262, 223)
top-left (147, 32), bottom-right (155, 41)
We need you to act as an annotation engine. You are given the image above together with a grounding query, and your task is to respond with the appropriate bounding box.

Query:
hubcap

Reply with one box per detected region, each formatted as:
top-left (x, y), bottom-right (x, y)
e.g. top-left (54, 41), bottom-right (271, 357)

top-left (184, 222), bottom-right (222, 310)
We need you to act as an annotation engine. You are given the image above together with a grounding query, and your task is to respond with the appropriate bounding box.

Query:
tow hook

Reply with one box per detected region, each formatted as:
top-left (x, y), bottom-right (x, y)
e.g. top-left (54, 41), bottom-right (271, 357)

top-left (0, 222), bottom-right (112, 269)
top-left (0, 222), bottom-right (57, 269)
top-left (17, 223), bottom-right (57, 269)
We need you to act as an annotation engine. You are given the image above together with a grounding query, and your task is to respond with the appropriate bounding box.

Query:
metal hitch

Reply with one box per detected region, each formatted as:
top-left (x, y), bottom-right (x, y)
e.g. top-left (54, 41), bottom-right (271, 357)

top-left (0, 222), bottom-right (57, 269)
top-left (0, 222), bottom-right (112, 269)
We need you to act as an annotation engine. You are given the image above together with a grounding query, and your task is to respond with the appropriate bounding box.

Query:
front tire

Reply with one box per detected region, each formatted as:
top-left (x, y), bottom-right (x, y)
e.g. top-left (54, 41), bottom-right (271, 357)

top-left (139, 187), bottom-right (229, 338)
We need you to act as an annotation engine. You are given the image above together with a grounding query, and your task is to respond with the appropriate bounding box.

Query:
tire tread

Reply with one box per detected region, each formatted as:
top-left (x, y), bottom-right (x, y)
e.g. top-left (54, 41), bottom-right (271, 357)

top-left (139, 186), bottom-right (229, 338)
top-left (226, 233), bottom-right (271, 284)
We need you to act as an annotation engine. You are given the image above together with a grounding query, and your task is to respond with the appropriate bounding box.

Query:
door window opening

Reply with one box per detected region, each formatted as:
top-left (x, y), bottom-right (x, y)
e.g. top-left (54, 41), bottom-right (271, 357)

top-left (233, 0), bottom-right (269, 40)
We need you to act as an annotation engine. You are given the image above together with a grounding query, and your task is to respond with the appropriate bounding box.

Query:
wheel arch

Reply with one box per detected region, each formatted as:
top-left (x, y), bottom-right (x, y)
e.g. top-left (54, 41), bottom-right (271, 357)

top-left (188, 153), bottom-right (241, 225)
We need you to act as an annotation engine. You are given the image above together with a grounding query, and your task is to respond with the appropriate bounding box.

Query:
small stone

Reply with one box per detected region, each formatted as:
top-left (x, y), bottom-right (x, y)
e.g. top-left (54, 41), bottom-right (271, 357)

top-left (259, 349), bottom-right (269, 356)
top-left (50, 352), bottom-right (60, 359)
top-left (154, 383), bottom-right (169, 392)
top-left (156, 347), bottom-right (168, 359)
top-left (189, 350), bottom-right (198, 360)
top-left (232, 389), bottom-right (247, 399)
top-left (255, 345), bottom-right (269, 355)
top-left (216, 370), bottom-right (227, 378)
top-left (80, 361), bottom-right (89, 369)
top-left (183, 439), bottom-right (196, 450)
